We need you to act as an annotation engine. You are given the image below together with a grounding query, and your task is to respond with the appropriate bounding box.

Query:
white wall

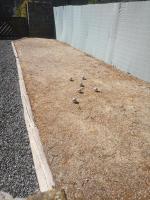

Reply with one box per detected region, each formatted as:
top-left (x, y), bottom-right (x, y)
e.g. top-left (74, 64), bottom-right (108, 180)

top-left (112, 2), bottom-right (150, 81)
top-left (54, 2), bottom-right (150, 82)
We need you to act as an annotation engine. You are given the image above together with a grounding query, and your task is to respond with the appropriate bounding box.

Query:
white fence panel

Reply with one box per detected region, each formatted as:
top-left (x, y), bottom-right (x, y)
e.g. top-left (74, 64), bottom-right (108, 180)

top-left (54, 2), bottom-right (150, 82)
top-left (71, 6), bottom-right (82, 48)
top-left (112, 1), bottom-right (150, 81)
top-left (54, 6), bottom-right (64, 41)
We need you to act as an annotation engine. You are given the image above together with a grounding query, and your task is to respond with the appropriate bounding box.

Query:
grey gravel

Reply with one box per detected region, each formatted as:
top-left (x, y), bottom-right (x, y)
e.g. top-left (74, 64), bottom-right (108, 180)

top-left (0, 41), bottom-right (39, 198)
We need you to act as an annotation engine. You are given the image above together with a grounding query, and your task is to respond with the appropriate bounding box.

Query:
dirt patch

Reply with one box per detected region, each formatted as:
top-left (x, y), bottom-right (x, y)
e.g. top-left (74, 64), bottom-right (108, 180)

top-left (15, 38), bottom-right (150, 200)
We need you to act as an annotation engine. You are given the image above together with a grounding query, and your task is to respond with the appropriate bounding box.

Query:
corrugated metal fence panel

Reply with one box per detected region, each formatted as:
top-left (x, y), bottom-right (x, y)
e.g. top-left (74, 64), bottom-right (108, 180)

top-left (84, 4), bottom-right (119, 62)
top-left (61, 6), bottom-right (73, 43)
top-left (112, 1), bottom-right (150, 81)
top-left (54, 6), bottom-right (64, 41)
top-left (54, 4), bottom-right (119, 60)
top-left (54, 1), bottom-right (150, 82)
top-left (71, 6), bottom-right (82, 48)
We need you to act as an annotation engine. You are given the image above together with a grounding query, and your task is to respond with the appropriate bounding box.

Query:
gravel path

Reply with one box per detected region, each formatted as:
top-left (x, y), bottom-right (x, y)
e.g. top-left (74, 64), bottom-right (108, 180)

top-left (0, 41), bottom-right (39, 198)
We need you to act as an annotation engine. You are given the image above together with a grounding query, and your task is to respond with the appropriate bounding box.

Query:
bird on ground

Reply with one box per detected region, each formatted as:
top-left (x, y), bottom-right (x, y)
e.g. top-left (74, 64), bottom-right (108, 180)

top-left (80, 82), bottom-right (85, 87)
top-left (94, 87), bottom-right (101, 92)
top-left (77, 88), bottom-right (84, 94)
top-left (82, 75), bottom-right (87, 80)
top-left (72, 97), bottom-right (79, 104)
top-left (69, 77), bottom-right (74, 81)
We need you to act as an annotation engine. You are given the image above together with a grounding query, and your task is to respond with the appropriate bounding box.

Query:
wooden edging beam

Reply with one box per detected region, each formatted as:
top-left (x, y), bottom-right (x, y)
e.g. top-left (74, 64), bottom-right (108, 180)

top-left (11, 41), bottom-right (55, 192)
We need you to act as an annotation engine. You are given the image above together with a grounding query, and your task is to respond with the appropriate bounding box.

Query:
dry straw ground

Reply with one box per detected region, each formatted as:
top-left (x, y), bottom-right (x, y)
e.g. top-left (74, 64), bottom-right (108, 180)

top-left (15, 38), bottom-right (150, 200)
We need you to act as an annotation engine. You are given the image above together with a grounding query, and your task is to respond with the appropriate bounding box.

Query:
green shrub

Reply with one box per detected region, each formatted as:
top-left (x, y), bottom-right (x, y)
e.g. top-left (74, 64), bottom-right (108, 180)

top-left (88, 0), bottom-right (97, 3)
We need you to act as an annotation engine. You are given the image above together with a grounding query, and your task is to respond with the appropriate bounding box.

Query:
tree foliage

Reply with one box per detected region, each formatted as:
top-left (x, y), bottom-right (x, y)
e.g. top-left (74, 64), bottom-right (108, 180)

top-left (88, 0), bottom-right (97, 3)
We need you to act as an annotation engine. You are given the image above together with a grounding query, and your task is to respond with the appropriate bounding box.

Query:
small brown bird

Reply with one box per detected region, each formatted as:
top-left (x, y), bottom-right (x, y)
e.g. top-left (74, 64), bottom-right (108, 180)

top-left (77, 88), bottom-right (84, 94)
top-left (69, 77), bottom-right (74, 81)
top-left (82, 75), bottom-right (87, 80)
top-left (94, 87), bottom-right (100, 92)
top-left (80, 82), bottom-right (85, 87)
top-left (72, 97), bottom-right (79, 104)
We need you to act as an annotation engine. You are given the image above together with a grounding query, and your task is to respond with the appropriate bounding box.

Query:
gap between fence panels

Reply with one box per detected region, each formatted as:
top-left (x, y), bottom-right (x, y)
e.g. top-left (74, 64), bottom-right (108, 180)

top-left (11, 41), bottom-right (55, 192)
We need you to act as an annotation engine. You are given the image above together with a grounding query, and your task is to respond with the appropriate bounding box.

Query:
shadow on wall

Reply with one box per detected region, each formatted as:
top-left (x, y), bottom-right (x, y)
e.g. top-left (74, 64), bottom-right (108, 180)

top-left (0, 17), bottom-right (29, 40)
top-left (0, 1), bottom-right (56, 40)
top-left (27, 2), bottom-right (56, 39)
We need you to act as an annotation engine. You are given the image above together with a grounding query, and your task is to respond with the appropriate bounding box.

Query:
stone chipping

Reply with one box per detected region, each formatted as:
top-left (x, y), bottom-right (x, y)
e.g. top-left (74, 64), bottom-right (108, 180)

top-left (0, 41), bottom-right (39, 198)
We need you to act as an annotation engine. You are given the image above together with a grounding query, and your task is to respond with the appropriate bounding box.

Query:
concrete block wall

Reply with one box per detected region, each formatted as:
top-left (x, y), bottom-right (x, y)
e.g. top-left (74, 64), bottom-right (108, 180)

top-left (54, 1), bottom-right (150, 82)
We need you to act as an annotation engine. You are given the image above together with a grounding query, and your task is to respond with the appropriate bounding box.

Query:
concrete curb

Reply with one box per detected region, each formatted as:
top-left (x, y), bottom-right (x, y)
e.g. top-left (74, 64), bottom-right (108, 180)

top-left (11, 41), bottom-right (55, 192)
